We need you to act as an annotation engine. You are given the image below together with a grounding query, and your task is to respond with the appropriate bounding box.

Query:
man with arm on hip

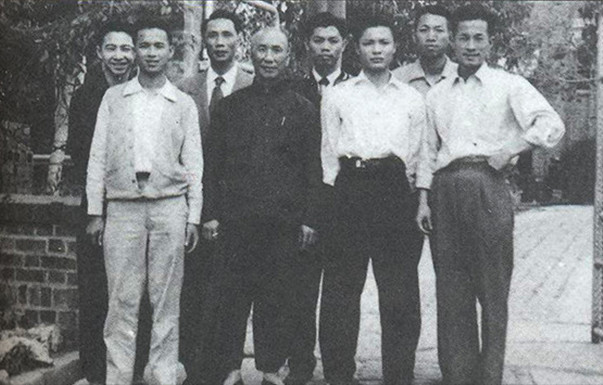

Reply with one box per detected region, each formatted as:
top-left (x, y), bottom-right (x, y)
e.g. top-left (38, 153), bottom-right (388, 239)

top-left (177, 10), bottom-right (253, 385)
top-left (86, 18), bottom-right (202, 385)
top-left (319, 15), bottom-right (428, 385)
top-left (393, 4), bottom-right (457, 96)
top-left (417, 5), bottom-right (565, 385)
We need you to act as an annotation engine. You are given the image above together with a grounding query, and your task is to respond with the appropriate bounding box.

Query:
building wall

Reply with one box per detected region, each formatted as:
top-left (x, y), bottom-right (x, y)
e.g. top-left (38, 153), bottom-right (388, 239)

top-left (0, 197), bottom-right (80, 349)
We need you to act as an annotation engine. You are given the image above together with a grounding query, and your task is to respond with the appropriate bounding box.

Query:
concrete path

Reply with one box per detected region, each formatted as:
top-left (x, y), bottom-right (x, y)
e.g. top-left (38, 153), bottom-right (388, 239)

top-left (237, 205), bottom-right (603, 385)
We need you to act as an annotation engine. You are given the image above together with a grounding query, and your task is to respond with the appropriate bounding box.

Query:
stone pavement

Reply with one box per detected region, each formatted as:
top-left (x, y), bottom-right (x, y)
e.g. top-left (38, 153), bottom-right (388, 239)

top-left (237, 205), bottom-right (603, 385)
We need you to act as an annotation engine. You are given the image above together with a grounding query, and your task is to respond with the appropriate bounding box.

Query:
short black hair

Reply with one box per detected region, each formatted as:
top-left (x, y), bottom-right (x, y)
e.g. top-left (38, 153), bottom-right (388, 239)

top-left (351, 15), bottom-right (395, 43)
top-left (414, 5), bottom-right (451, 30)
top-left (96, 20), bottom-right (134, 47)
top-left (202, 9), bottom-right (242, 36)
top-left (451, 4), bottom-right (496, 37)
top-left (304, 12), bottom-right (348, 40)
top-left (134, 17), bottom-right (173, 44)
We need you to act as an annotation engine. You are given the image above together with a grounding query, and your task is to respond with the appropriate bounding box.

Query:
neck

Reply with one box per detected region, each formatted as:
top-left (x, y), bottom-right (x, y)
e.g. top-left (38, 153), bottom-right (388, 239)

top-left (364, 68), bottom-right (390, 88)
top-left (314, 58), bottom-right (342, 78)
top-left (458, 64), bottom-right (481, 80)
top-left (211, 60), bottom-right (235, 76)
top-left (420, 55), bottom-right (447, 76)
top-left (102, 65), bottom-right (130, 87)
top-left (138, 71), bottom-right (167, 89)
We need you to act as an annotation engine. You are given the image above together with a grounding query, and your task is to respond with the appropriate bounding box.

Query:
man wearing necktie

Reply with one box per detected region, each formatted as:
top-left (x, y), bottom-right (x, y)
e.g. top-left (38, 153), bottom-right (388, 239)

top-left (287, 12), bottom-right (351, 385)
top-left (177, 9), bottom-right (253, 385)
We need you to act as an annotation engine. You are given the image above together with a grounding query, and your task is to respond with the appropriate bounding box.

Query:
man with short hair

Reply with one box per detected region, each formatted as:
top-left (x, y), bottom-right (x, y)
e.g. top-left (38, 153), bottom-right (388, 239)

top-left (177, 10), bottom-right (253, 385)
top-left (204, 27), bottom-right (321, 385)
top-left (286, 12), bottom-right (351, 385)
top-left (320, 16), bottom-right (428, 385)
top-left (67, 21), bottom-right (145, 385)
top-left (393, 4), bottom-right (457, 96)
top-left (417, 5), bottom-right (565, 385)
top-left (86, 18), bottom-right (203, 385)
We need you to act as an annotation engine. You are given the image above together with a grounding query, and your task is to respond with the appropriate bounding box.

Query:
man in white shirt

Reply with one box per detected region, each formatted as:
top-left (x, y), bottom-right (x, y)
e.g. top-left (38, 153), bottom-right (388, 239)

top-left (393, 4), bottom-right (457, 97)
top-left (416, 5), bottom-right (565, 385)
top-left (86, 18), bottom-right (202, 385)
top-left (319, 15), bottom-right (428, 385)
top-left (177, 10), bottom-right (253, 385)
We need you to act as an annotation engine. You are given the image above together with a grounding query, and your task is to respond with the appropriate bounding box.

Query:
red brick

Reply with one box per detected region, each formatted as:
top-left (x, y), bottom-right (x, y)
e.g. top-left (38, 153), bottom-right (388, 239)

top-left (67, 241), bottom-right (77, 254)
top-left (24, 255), bottom-right (40, 267)
top-left (48, 239), bottom-right (66, 254)
top-left (28, 286), bottom-right (40, 306)
top-left (16, 269), bottom-right (44, 283)
top-left (0, 237), bottom-right (14, 251)
top-left (41, 256), bottom-right (76, 270)
top-left (3, 224), bottom-right (36, 235)
top-left (57, 311), bottom-right (78, 348)
top-left (41, 287), bottom-right (51, 307)
top-left (48, 271), bottom-right (66, 284)
top-left (53, 288), bottom-right (78, 309)
top-left (15, 239), bottom-right (46, 253)
top-left (35, 225), bottom-right (53, 236)
top-left (1, 268), bottom-right (14, 281)
top-left (54, 226), bottom-right (75, 236)
top-left (66, 272), bottom-right (77, 286)
top-left (0, 254), bottom-right (23, 267)
top-left (18, 285), bottom-right (27, 304)
top-left (40, 310), bottom-right (56, 324)
top-left (23, 309), bottom-right (39, 328)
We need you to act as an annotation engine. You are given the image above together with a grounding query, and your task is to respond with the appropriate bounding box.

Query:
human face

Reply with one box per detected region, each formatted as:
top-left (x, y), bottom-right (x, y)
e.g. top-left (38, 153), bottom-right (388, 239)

top-left (251, 29), bottom-right (289, 80)
top-left (307, 26), bottom-right (347, 74)
top-left (205, 18), bottom-right (238, 66)
top-left (356, 26), bottom-right (395, 72)
top-left (415, 13), bottom-right (450, 60)
top-left (135, 28), bottom-right (173, 75)
top-left (453, 19), bottom-right (491, 72)
top-left (96, 31), bottom-right (135, 77)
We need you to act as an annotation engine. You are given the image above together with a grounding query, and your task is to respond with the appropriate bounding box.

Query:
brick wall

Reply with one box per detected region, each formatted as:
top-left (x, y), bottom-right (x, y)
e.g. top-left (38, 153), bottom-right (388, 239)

top-left (0, 195), bottom-right (80, 349)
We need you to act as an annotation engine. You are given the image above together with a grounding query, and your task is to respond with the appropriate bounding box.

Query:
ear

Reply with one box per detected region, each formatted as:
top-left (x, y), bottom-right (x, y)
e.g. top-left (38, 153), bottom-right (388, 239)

top-left (342, 36), bottom-right (349, 51)
top-left (96, 45), bottom-right (103, 60)
top-left (169, 44), bottom-right (175, 59)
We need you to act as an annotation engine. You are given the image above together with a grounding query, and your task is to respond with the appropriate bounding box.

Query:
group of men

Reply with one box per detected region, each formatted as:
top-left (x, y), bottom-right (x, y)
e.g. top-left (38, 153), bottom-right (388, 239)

top-left (68, 4), bottom-right (565, 385)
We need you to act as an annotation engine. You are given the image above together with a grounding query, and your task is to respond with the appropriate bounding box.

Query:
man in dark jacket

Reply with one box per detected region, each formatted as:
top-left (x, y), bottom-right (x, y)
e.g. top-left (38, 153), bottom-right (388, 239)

top-left (203, 27), bottom-right (322, 385)
top-left (67, 21), bottom-right (150, 385)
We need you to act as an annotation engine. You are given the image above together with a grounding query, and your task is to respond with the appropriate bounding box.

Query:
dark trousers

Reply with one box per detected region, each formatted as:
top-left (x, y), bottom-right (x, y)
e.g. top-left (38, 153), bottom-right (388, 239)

top-left (180, 240), bottom-right (222, 385)
top-left (215, 219), bottom-right (302, 374)
top-left (430, 161), bottom-right (514, 385)
top-left (319, 159), bottom-right (424, 385)
top-left (76, 196), bottom-right (151, 384)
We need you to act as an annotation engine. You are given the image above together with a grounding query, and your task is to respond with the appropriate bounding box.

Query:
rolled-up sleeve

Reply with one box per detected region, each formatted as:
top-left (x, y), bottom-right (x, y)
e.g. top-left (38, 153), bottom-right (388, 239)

top-left (510, 77), bottom-right (565, 148)
top-left (321, 89), bottom-right (342, 186)
top-left (86, 95), bottom-right (109, 216)
top-left (416, 97), bottom-right (439, 190)
top-left (180, 97), bottom-right (203, 225)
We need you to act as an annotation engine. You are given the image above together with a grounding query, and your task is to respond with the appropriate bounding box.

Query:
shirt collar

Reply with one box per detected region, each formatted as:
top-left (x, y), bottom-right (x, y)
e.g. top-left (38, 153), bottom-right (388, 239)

top-left (453, 62), bottom-right (493, 85)
top-left (207, 63), bottom-right (239, 87)
top-left (354, 70), bottom-right (403, 90)
top-left (407, 56), bottom-right (456, 83)
top-left (123, 76), bottom-right (178, 102)
top-left (312, 67), bottom-right (343, 85)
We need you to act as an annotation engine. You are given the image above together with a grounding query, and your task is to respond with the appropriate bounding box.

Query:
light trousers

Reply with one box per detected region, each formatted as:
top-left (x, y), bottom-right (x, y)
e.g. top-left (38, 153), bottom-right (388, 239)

top-left (103, 196), bottom-right (187, 385)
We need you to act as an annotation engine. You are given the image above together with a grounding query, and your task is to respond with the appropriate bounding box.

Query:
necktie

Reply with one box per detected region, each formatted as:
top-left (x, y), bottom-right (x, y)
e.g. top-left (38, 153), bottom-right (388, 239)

top-left (318, 77), bottom-right (330, 95)
top-left (210, 76), bottom-right (225, 113)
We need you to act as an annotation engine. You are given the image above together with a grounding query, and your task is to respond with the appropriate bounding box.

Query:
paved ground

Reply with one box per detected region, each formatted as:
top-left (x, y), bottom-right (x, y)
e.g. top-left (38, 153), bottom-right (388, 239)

top-left (237, 205), bottom-right (603, 385)
top-left (70, 205), bottom-right (602, 385)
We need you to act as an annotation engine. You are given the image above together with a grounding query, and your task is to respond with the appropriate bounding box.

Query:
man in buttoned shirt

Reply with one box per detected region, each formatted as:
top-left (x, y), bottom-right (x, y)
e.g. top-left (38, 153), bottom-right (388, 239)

top-left (320, 16), bottom-right (428, 385)
top-left (177, 10), bottom-right (253, 385)
top-left (86, 18), bottom-right (202, 385)
top-left (393, 4), bottom-right (457, 96)
top-left (416, 5), bottom-right (565, 385)
top-left (286, 12), bottom-right (351, 385)
top-left (203, 27), bottom-right (321, 385)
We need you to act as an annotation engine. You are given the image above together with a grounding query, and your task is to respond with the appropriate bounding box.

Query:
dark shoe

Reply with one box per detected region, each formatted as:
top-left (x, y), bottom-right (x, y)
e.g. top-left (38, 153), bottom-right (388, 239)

top-left (284, 375), bottom-right (309, 385)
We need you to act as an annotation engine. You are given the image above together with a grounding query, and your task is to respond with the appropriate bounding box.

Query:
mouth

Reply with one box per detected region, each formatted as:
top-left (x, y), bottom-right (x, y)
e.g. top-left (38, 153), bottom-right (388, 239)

top-left (109, 62), bottom-right (129, 71)
top-left (213, 50), bottom-right (229, 57)
top-left (369, 58), bottom-right (384, 63)
top-left (463, 54), bottom-right (480, 60)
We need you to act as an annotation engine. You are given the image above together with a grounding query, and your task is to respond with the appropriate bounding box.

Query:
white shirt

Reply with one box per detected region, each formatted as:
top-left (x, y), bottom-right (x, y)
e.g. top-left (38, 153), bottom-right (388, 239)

top-left (128, 77), bottom-right (171, 173)
top-left (206, 64), bottom-right (239, 107)
top-left (423, 64), bottom-right (565, 188)
top-left (312, 67), bottom-right (342, 94)
top-left (321, 71), bottom-right (428, 187)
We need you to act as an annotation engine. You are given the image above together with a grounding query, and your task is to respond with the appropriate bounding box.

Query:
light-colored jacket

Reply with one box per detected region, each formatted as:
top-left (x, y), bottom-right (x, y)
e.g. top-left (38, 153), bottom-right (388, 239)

top-left (86, 78), bottom-right (203, 224)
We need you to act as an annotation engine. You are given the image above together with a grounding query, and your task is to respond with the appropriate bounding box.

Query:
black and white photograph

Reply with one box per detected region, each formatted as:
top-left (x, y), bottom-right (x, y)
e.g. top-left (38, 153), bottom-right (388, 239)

top-left (0, 1), bottom-right (601, 384)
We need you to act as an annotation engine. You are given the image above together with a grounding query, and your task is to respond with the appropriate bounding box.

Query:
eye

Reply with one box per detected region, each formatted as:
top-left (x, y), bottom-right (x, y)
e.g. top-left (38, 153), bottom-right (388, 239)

top-left (121, 45), bottom-right (133, 52)
top-left (328, 38), bottom-right (340, 44)
top-left (312, 37), bottom-right (325, 43)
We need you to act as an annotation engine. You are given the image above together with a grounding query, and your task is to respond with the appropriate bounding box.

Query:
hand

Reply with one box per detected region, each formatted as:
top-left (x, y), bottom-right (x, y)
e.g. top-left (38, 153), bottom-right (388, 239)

top-left (299, 224), bottom-right (318, 250)
top-left (488, 150), bottom-right (514, 171)
top-left (416, 189), bottom-right (432, 235)
top-left (202, 219), bottom-right (220, 241)
top-left (86, 216), bottom-right (104, 246)
top-left (185, 223), bottom-right (199, 253)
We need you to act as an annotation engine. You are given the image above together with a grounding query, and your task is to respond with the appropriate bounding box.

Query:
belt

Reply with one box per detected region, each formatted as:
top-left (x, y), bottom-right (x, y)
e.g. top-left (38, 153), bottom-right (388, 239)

top-left (449, 155), bottom-right (489, 165)
top-left (339, 156), bottom-right (402, 170)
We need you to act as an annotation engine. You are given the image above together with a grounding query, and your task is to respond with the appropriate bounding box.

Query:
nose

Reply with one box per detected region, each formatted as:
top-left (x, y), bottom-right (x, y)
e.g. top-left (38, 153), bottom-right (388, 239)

top-left (320, 42), bottom-right (332, 52)
top-left (263, 50), bottom-right (275, 62)
top-left (466, 38), bottom-right (476, 50)
top-left (426, 30), bottom-right (436, 41)
top-left (215, 35), bottom-right (225, 47)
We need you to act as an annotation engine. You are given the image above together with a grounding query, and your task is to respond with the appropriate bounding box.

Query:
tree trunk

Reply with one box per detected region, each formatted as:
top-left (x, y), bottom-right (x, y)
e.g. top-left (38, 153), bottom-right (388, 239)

top-left (182, 1), bottom-right (204, 79)
top-left (308, 0), bottom-right (346, 19)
